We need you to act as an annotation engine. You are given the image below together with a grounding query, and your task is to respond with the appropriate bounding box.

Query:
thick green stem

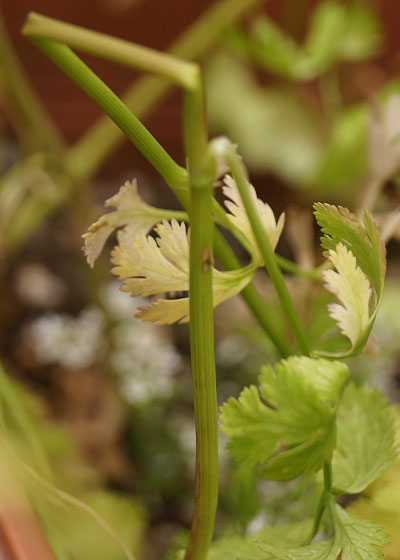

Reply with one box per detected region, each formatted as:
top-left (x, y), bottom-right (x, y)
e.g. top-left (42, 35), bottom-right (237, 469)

top-left (25, 37), bottom-right (188, 192)
top-left (184, 71), bottom-right (218, 560)
top-left (212, 138), bottom-right (311, 356)
top-left (186, 179), bottom-right (218, 560)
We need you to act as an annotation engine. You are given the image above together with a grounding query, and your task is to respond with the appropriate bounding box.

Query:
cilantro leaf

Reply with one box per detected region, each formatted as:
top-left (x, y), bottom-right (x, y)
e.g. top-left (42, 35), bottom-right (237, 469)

top-left (331, 502), bottom-right (387, 559)
top-left (248, 2), bottom-right (381, 81)
top-left (83, 179), bottom-right (178, 268)
top-left (314, 203), bottom-right (385, 298)
top-left (332, 383), bottom-right (398, 495)
top-left (314, 203), bottom-right (386, 356)
top-left (223, 174), bottom-right (285, 266)
top-left (207, 520), bottom-right (313, 560)
top-left (255, 538), bottom-right (338, 560)
top-left (252, 503), bottom-right (387, 560)
top-left (110, 219), bottom-right (254, 325)
top-left (322, 243), bottom-right (372, 354)
top-left (220, 357), bottom-right (348, 480)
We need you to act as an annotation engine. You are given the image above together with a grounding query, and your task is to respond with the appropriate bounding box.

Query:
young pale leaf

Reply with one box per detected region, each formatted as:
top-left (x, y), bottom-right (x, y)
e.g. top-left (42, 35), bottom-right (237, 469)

top-left (111, 219), bottom-right (254, 325)
top-left (332, 382), bottom-right (398, 495)
top-left (323, 243), bottom-right (371, 351)
top-left (314, 203), bottom-right (385, 297)
top-left (314, 203), bottom-right (386, 356)
top-left (220, 357), bottom-right (348, 480)
top-left (223, 174), bottom-right (285, 265)
top-left (83, 179), bottom-right (185, 267)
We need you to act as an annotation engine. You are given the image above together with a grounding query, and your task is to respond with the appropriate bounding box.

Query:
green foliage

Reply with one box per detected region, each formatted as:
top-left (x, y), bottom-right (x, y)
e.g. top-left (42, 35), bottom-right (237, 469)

top-left (314, 203), bottom-right (386, 355)
top-left (243, 1), bottom-right (382, 80)
top-left (44, 490), bottom-right (143, 560)
top-left (332, 383), bottom-right (398, 494)
top-left (314, 203), bottom-right (385, 297)
top-left (205, 53), bottom-right (323, 184)
top-left (206, 520), bottom-right (313, 560)
top-left (221, 357), bottom-right (348, 479)
top-left (12, 5), bottom-right (400, 560)
top-left (232, 502), bottom-right (386, 560)
top-left (312, 104), bottom-right (367, 196)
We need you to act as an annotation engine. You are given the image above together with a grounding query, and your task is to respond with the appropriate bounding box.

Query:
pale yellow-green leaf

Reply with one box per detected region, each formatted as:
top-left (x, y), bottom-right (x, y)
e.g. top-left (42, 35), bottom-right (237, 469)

top-left (83, 179), bottom-right (172, 267)
top-left (223, 174), bottom-right (285, 264)
top-left (322, 243), bottom-right (371, 352)
top-left (112, 219), bottom-right (255, 325)
top-left (111, 219), bottom-right (189, 297)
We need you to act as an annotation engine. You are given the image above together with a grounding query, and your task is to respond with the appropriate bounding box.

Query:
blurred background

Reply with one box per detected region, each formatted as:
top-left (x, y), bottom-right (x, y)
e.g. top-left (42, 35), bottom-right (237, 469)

top-left (1, 0), bottom-right (400, 558)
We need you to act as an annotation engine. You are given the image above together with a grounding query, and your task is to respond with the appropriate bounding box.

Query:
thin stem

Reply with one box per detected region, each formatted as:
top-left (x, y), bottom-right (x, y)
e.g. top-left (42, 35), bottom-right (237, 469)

top-left (309, 490), bottom-right (326, 543)
top-left (23, 12), bottom-right (197, 90)
top-left (309, 461), bottom-right (333, 542)
top-left (212, 138), bottom-right (311, 356)
top-left (276, 255), bottom-right (325, 281)
top-left (213, 234), bottom-right (292, 357)
top-left (25, 36), bottom-right (188, 191)
top-left (323, 461), bottom-right (332, 493)
top-left (184, 70), bottom-right (218, 560)
top-left (65, 0), bottom-right (264, 181)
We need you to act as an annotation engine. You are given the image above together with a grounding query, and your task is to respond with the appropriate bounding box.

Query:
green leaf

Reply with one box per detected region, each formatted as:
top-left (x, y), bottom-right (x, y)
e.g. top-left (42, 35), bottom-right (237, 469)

top-left (207, 520), bottom-right (313, 560)
top-left (205, 53), bottom-right (324, 184)
top-left (314, 203), bottom-right (386, 356)
top-left (312, 104), bottom-right (367, 198)
top-left (207, 535), bottom-right (266, 560)
top-left (247, 2), bottom-right (381, 81)
top-left (252, 503), bottom-right (387, 560)
top-left (331, 502), bottom-right (387, 559)
top-left (332, 383), bottom-right (398, 495)
top-left (305, 1), bottom-right (348, 73)
top-left (306, 2), bottom-right (381, 72)
top-left (220, 357), bottom-right (349, 480)
top-left (249, 17), bottom-right (311, 80)
top-left (335, 3), bottom-right (382, 62)
top-left (314, 203), bottom-right (385, 296)
top-left (255, 538), bottom-right (338, 560)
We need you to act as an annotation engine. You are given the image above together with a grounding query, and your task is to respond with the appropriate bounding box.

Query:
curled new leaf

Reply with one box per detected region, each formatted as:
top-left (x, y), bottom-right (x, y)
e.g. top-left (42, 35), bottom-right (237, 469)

top-left (223, 174), bottom-right (285, 265)
top-left (83, 179), bottom-right (186, 267)
top-left (314, 203), bottom-right (386, 357)
top-left (111, 219), bottom-right (254, 325)
top-left (220, 356), bottom-right (349, 480)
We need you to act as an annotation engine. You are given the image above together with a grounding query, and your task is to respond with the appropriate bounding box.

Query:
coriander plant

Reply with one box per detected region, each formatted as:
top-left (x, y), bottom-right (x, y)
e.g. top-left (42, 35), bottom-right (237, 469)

top-left (21, 6), bottom-right (398, 560)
